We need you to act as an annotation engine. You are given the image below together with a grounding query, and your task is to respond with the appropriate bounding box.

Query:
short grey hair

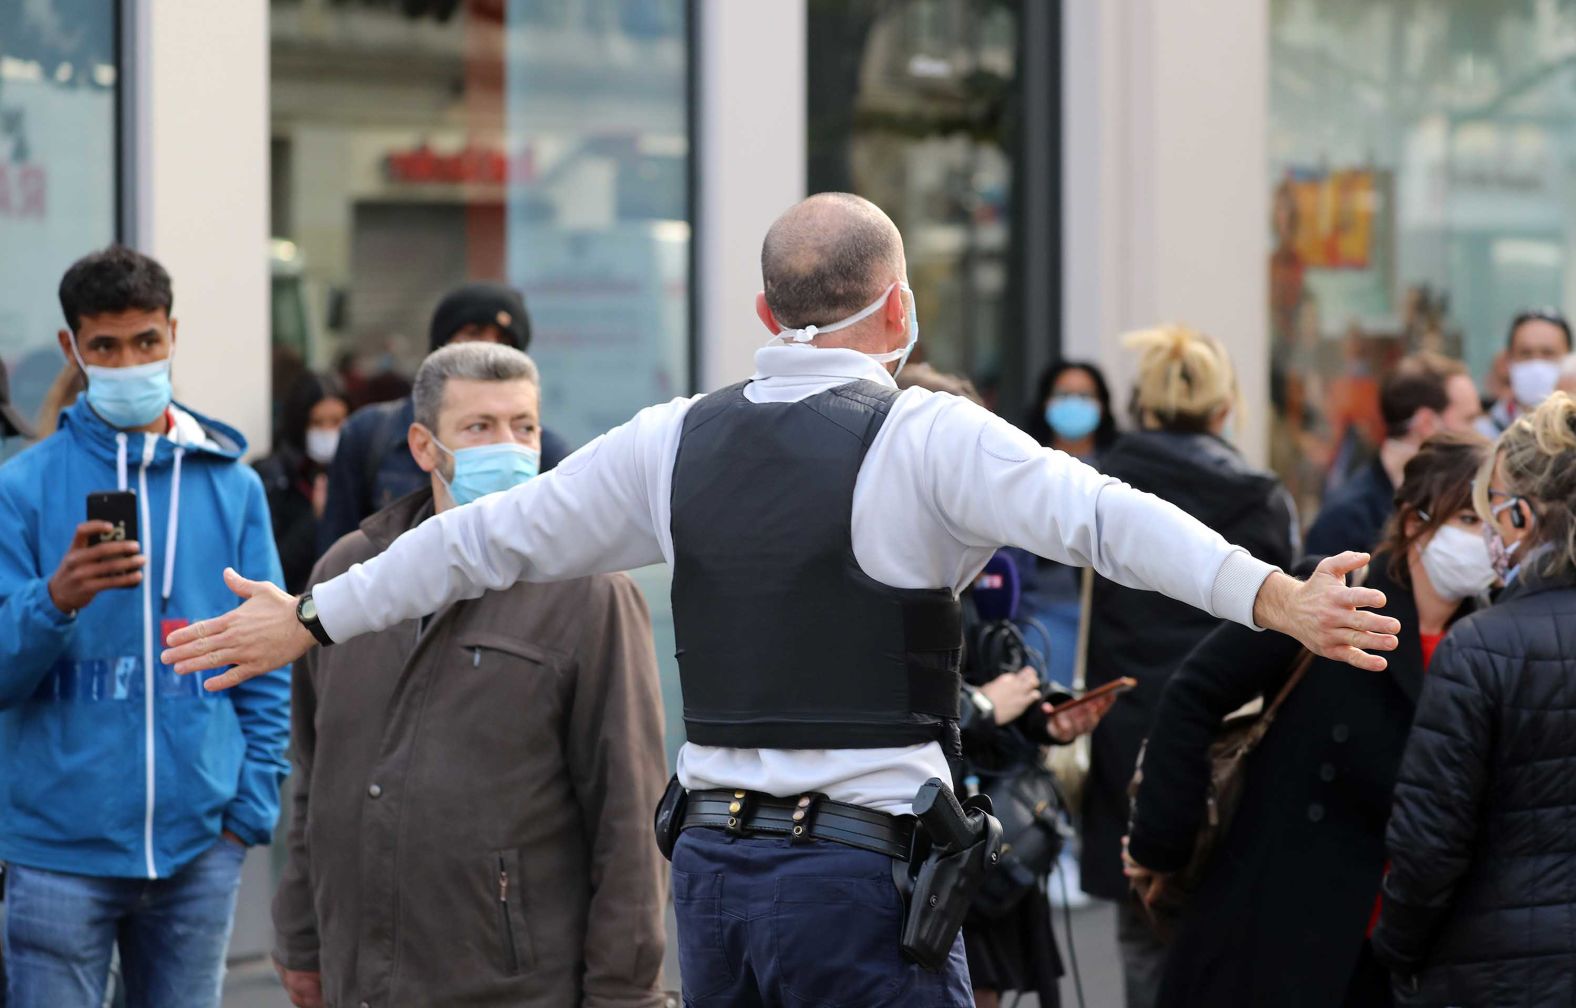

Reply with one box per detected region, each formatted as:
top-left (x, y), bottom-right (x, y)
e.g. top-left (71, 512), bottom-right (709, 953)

top-left (760, 192), bottom-right (904, 329)
top-left (412, 342), bottom-right (539, 431)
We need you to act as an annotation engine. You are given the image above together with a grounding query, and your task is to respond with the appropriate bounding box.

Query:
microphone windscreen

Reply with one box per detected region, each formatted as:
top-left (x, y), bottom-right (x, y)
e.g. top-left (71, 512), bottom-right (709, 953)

top-left (972, 551), bottom-right (1021, 623)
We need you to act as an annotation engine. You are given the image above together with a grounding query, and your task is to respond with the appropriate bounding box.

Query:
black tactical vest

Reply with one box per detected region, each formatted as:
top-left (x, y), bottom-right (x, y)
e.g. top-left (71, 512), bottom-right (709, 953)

top-left (669, 379), bottom-right (963, 749)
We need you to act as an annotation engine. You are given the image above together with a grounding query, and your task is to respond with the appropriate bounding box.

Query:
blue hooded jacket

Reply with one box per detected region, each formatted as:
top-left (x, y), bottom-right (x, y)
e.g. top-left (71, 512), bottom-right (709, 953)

top-left (0, 400), bottom-right (290, 879)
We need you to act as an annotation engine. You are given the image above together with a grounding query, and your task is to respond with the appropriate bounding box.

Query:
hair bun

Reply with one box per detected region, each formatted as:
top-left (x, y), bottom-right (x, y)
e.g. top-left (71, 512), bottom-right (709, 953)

top-left (1122, 324), bottom-right (1236, 427)
top-left (1531, 392), bottom-right (1576, 455)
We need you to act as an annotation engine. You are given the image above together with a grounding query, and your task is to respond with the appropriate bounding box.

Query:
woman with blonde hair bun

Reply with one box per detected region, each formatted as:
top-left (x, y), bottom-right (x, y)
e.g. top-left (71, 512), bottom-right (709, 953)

top-left (1375, 392), bottom-right (1576, 1004)
top-left (1124, 324), bottom-right (1240, 431)
top-left (1079, 324), bottom-right (1300, 1007)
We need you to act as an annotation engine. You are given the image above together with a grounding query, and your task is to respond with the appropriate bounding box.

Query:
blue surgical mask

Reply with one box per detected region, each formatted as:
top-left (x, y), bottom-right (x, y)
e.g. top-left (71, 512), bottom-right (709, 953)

top-left (769, 281), bottom-right (921, 377)
top-left (70, 342), bottom-right (175, 429)
top-left (1045, 395), bottom-right (1101, 441)
top-left (429, 434), bottom-right (540, 506)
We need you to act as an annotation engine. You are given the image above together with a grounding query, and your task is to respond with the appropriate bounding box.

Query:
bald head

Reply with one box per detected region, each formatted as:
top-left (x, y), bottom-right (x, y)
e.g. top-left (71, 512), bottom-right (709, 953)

top-left (760, 193), bottom-right (905, 329)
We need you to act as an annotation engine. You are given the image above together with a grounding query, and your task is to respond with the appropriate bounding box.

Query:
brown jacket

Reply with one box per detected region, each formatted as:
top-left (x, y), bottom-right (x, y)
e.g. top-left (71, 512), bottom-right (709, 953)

top-left (272, 490), bottom-right (668, 1007)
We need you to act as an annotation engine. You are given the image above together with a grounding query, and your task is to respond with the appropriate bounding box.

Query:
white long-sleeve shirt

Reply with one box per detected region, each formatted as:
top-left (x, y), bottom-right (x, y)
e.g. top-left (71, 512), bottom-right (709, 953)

top-left (316, 345), bottom-right (1278, 812)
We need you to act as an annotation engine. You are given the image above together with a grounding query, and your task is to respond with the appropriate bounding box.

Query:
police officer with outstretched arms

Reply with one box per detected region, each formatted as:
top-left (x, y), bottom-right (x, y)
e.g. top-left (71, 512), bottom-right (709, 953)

top-left (165, 193), bottom-right (1400, 1005)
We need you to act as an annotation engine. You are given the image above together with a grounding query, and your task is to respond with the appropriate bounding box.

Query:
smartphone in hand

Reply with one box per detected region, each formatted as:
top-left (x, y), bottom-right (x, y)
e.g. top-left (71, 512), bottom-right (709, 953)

top-left (87, 491), bottom-right (139, 546)
top-left (1047, 676), bottom-right (1137, 717)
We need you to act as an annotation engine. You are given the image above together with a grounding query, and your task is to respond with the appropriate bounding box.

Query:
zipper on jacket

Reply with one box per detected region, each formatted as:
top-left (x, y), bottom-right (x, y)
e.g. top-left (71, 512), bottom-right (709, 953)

top-left (138, 433), bottom-right (158, 879)
top-left (497, 857), bottom-right (520, 974)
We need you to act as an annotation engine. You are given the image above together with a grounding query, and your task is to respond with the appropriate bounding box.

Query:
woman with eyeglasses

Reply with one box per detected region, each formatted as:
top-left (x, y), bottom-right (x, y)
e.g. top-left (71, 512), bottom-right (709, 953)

top-left (1124, 433), bottom-right (1492, 1008)
top-left (1373, 392), bottom-right (1576, 1004)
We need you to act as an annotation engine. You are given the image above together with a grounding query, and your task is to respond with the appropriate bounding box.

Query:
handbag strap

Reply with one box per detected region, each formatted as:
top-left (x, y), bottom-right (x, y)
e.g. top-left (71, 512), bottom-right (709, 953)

top-left (1240, 648), bottom-right (1315, 750)
top-left (1237, 562), bottom-right (1370, 750)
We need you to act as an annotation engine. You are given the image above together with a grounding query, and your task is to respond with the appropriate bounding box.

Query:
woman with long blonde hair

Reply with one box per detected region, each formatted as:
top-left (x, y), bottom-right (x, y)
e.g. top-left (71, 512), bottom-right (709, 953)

top-left (1374, 392), bottom-right (1576, 1004)
top-left (1079, 324), bottom-right (1300, 1008)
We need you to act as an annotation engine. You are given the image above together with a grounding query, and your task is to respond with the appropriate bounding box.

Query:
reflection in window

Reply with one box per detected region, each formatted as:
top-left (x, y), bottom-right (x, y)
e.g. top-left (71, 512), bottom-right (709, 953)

top-left (809, 0), bottom-right (1020, 410)
top-left (0, 1), bottom-right (117, 458)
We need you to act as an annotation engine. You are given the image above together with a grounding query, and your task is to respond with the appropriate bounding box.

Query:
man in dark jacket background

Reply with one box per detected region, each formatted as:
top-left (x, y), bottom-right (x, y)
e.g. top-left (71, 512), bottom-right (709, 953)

top-left (316, 281), bottom-right (570, 552)
top-left (272, 342), bottom-right (667, 1008)
top-left (1305, 352), bottom-right (1480, 557)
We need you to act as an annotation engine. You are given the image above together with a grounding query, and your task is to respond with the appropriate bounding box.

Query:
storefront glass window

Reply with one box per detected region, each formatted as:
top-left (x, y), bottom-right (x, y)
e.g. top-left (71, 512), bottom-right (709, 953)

top-left (0, 1), bottom-right (118, 458)
top-left (1269, 0), bottom-right (1576, 515)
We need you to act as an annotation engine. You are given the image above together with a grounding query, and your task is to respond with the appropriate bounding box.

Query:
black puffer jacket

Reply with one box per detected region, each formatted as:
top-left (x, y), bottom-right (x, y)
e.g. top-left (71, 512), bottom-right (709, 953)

top-left (1080, 430), bottom-right (1300, 899)
top-left (1373, 562), bottom-right (1576, 1006)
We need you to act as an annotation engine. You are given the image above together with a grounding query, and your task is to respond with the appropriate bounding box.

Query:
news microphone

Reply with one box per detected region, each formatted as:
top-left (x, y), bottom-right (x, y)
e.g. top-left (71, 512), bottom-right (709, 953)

top-left (972, 551), bottom-right (1021, 623)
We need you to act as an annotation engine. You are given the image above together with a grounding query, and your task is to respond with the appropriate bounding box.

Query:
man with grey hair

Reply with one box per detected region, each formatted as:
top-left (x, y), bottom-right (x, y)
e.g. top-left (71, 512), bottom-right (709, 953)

top-left (270, 342), bottom-right (668, 1008)
top-left (171, 193), bottom-right (1399, 1004)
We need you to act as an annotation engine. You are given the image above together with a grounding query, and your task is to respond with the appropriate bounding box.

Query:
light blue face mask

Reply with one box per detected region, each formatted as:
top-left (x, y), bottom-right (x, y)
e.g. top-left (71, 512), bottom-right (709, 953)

top-left (70, 342), bottom-right (175, 430)
top-left (769, 281), bottom-right (921, 376)
top-left (429, 435), bottom-right (540, 506)
top-left (1045, 395), bottom-right (1101, 441)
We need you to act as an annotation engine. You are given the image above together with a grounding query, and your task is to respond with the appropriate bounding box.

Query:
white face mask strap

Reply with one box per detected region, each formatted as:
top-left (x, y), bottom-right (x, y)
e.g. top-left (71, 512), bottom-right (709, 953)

top-left (864, 284), bottom-right (916, 363)
top-left (769, 282), bottom-right (898, 346)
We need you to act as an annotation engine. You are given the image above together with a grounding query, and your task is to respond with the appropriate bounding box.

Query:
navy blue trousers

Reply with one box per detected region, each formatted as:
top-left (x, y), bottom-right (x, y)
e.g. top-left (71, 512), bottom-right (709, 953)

top-left (672, 827), bottom-right (972, 1007)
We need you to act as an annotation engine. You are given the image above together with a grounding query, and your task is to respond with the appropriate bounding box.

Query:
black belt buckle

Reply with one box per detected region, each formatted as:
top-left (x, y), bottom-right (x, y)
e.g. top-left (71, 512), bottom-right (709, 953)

top-left (725, 790), bottom-right (753, 836)
top-left (788, 792), bottom-right (824, 844)
top-left (653, 776), bottom-right (688, 862)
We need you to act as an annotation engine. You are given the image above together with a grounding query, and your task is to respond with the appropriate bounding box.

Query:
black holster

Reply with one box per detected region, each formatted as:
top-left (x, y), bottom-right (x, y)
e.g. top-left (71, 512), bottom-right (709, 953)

top-left (653, 776), bottom-right (688, 862)
top-left (895, 780), bottom-right (1003, 972)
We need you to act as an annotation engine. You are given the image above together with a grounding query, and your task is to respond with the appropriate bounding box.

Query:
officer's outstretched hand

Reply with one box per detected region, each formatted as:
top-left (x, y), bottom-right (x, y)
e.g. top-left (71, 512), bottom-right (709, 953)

top-left (1251, 551), bottom-right (1399, 672)
top-left (160, 568), bottom-right (314, 690)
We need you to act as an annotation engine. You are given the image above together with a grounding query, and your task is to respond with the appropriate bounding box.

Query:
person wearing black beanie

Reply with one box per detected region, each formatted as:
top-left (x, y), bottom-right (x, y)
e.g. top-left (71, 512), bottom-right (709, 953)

top-left (316, 282), bottom-right (569, 553)
top-left (427, 282), bottom-right (532, 353)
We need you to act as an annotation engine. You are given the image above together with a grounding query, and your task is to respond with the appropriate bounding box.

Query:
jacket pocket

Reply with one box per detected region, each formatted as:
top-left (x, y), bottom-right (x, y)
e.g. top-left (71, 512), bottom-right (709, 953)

top-left (458, 633), bottom-right (558, 667)
top-left (492, 849), bottom-right (534, 976)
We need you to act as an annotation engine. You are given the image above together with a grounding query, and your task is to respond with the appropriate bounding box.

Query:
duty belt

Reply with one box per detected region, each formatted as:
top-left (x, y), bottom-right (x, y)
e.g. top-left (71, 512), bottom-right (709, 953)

top-left (681, 788), bottom-right (915, 860)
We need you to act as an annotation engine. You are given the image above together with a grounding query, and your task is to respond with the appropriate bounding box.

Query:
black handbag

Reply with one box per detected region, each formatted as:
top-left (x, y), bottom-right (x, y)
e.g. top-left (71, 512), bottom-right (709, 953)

top-left (968, 761), bottom-right (1066, 918)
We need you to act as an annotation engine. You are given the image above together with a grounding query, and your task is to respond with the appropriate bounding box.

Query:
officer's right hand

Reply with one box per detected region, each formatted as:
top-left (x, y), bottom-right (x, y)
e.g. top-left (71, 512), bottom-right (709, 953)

top-left (274, 960), bottom-right (324, 1008)
top-left (48, 521), bottom-right (146, 614)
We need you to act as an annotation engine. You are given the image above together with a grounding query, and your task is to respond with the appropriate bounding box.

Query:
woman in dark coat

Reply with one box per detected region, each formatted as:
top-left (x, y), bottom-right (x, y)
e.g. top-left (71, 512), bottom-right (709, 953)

top-left (1374, 394), bottom-right (1576, 1005)
top-left (1125, 434), bottom-right (1491, 1007)
top-left (253, 372), bottom-right (349, 593)
top-left (1078, 325), bottom-right (1300, 1005)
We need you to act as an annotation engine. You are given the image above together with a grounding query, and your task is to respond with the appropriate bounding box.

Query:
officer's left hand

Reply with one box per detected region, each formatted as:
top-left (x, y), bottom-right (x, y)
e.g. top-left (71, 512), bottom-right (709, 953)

top-left (1044, 690), bottom-right (1116, 743)
top-left (1253, 552), bottom-right (1399, 671)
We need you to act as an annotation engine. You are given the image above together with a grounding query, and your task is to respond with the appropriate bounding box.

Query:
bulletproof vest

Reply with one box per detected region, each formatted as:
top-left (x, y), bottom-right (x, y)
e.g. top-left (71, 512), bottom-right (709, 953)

top-left (669, 379), bottom-right (963, 749)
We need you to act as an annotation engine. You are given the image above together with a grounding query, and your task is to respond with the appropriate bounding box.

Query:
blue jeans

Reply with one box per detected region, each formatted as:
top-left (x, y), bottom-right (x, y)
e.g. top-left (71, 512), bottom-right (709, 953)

top-left (672, 827), bottom-right (972, 1007)
top-left (2, 838), bottom-right (246, 1008)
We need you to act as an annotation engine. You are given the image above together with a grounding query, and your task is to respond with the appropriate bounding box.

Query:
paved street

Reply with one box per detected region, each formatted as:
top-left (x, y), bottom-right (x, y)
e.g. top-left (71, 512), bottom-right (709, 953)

top-left (222, 898), bottom-right (1122, 1008)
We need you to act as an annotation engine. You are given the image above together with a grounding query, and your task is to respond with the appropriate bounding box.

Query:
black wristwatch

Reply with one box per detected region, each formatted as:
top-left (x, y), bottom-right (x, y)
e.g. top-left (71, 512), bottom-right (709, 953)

top-left (295, 591), bottom-right (335, 647)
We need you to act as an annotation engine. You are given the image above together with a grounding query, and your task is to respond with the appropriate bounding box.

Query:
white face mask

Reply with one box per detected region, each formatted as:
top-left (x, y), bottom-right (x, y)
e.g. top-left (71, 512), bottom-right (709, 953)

top-left (1420, 523), bottom-right (1497, 601)
top-left (766, 281), bottom-right (920, 375)
top-left (1509, 359), bottom-right (1560, 409)
top-left (304, 427), bottom-right (341, 466)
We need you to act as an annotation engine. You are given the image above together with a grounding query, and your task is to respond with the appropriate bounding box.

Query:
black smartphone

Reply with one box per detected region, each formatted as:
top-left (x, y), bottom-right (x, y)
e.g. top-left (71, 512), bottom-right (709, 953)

top-left (86, 491), bottom-right (138, 546)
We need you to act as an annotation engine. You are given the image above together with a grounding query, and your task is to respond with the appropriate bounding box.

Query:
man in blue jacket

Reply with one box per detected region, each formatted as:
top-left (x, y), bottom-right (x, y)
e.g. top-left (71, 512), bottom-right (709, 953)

top-left (0, 245), bottom-right (291, 1008)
